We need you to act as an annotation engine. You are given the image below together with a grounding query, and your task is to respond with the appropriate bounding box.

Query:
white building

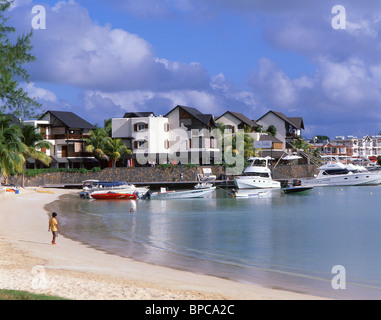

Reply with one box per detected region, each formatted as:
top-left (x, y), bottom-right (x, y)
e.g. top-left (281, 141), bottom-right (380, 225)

top-left (112, 113), bottom-right (170, 165)
top-left (112, 106), bottom-right (222, 166)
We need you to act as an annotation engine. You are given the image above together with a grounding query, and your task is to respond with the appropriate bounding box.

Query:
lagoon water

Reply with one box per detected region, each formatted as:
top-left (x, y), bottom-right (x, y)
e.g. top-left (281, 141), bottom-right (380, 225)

top-left (50, 186), bottom-right (381, 299)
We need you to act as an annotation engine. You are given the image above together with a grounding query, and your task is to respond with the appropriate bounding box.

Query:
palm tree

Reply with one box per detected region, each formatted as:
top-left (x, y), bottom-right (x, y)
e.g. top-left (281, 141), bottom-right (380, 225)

top-left (104, 137), bottom-right (131, 168)
top-left (85, 128), bottom-right (109, 162)
top-left (0, 114), bottom-right (27, 181)
top-left (21, 124), bottom-right (52, 187)
top-left (293, 139), bottom-right (313, 153)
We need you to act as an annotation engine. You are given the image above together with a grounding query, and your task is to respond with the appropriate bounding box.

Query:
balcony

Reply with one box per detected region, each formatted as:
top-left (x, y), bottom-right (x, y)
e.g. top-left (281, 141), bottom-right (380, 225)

top-left (67, 152), bottom-right (93, 157)
top-left (44, 134), bottom-right (90, 140)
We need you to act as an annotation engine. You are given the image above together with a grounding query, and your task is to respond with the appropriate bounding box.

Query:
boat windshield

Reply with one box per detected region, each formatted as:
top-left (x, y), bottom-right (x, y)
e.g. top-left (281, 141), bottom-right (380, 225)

top-left (243, 172), bottom-right (270, 178)
top-left (251, 159), bottom-right (268, 167)
top-left (322, 169), bottom-right (350, 176)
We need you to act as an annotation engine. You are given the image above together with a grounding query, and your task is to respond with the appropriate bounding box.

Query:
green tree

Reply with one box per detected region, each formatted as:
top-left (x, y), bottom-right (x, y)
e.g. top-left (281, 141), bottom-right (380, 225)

top-left (104, 137), bottom-right (131, 168)
top-left (20, 124), bottom-right (52, 187)
top-left (104, 118), bottom-right (112, 137)
top-left (0, 114), bottom-right (27, 179)
top-left (0, 1), bottom-right (41, 118)
top-left (217, 122), bottom-right (258, 165)
top-left (85, 128), bottom-right (109, 162)
top-left (293, 139), bottom-right (313, 153)
top-left (266, 125), bottom-right (277, 136)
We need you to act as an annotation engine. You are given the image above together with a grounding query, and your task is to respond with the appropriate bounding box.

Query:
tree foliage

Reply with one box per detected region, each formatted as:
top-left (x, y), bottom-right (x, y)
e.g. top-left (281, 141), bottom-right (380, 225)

top-left (0, 0), bottom-right (41, 118)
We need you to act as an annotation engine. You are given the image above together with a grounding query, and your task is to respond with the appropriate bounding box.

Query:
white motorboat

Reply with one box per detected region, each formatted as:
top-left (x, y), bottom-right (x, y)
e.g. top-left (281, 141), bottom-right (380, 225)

top-left (234, 157), bottom-right (281, 189)
top-left (79, 180), bottom-right (149, 199)
top-left (148, 183), bottom-right (216, 199)
top-left (302, 160), bottom-right (381, 187)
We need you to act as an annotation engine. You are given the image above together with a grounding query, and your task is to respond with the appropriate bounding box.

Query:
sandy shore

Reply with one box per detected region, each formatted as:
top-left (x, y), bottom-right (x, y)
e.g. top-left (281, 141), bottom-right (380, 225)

top-left (0, 188), bottom-right (326, 300)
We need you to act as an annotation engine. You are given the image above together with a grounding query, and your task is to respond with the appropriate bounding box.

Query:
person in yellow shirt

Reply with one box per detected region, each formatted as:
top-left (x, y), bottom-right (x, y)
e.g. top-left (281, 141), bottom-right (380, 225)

top-left (48, 212), bottom-right (61, 245)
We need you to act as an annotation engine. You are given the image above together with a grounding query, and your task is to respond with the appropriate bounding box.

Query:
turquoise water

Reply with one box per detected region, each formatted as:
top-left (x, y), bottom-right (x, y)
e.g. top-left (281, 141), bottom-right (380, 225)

top-left (51, 186), bottom-right (381, 299)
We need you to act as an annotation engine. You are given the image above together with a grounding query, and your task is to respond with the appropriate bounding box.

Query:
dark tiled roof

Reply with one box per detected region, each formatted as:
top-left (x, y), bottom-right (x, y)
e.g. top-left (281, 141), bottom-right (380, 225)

top-left (166, 105), bottom-right (218, 127)
top-left (123, 112), bottom-right (155, 118)
top-left (257, 111), bottom-right (304, 129)
top-left (217, 111), bottom-right (258, 128)
top-left (259, 134), bottom-right (283, 143)
top-left (41, 111), bottom-right (96, 129)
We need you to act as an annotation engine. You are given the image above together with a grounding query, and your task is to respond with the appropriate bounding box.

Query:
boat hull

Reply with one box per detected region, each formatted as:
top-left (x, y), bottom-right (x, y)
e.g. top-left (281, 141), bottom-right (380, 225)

top-left (302, 173), bottom-right (381, 187)
top-left (150, 187), bottom-right (216, 199)
top-left (90, 192), bottom-right (137, 200)
top-left (234, 177), bottom-right (281, 189)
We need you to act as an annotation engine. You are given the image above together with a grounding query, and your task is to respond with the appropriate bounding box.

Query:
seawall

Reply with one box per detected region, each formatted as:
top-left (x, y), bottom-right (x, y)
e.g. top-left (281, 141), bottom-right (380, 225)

top-left (7, 165), bottom-right (318, 188)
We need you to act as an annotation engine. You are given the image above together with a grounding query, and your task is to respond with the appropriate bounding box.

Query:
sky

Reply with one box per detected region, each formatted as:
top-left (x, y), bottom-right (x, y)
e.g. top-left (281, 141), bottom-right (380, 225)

top-left (7, 0), bottom-right (381, 138)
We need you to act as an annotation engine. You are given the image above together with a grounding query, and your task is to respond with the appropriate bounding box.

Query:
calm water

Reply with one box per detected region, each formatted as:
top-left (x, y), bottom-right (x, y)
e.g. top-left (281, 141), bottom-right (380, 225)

top-left (48, 186), bottom-right (381, 299)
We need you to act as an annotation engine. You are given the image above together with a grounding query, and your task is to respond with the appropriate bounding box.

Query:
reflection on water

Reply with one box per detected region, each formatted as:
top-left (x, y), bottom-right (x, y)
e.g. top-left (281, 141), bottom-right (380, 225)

top-left (48, 186), bottom-right (381, 299)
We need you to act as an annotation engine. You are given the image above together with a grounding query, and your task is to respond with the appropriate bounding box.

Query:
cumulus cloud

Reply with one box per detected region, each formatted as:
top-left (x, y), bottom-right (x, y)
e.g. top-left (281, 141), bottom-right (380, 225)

top-left (13, 1), bottom-right (209, 92)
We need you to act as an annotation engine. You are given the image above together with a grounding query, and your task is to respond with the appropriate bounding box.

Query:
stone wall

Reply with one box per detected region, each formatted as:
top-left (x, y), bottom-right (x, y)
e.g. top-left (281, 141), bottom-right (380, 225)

top-left (8, 165), bottom-right (226, 187)
top-left (6, 165), bottom-right (317, 187)
top-left (270, 164), bottom-right (319, 180)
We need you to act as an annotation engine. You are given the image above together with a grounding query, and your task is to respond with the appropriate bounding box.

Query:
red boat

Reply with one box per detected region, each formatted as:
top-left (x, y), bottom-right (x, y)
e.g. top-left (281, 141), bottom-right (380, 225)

top-left (90, 192), bottom-right (137, 200)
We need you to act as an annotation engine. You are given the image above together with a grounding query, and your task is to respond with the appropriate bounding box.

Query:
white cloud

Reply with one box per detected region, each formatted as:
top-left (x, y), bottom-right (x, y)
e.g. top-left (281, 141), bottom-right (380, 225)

top-left (23, 82), bottom-right (58, 103)
top-left (21, 1), bottom-right (209, 92)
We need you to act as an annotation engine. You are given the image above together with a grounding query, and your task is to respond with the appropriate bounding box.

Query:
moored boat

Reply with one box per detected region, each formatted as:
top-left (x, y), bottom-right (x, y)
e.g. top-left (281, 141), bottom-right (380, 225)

top-left (234, 157), bottom-right (281, 189)
top-left (90, 191), bottom-right (137, 200)
top-left (79, 180), bottom-right (149, 199)
top-left (148, 183), bottom-right (216, 200)
top-left (302, 160), bottom-right (381, 187)
top-left (283, 186), bottom-right (313, 194)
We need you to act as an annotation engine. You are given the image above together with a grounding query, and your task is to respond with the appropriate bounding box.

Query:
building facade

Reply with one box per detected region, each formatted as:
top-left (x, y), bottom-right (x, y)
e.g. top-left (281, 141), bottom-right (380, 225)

top-left (24, 111), bottom-right (98, 169)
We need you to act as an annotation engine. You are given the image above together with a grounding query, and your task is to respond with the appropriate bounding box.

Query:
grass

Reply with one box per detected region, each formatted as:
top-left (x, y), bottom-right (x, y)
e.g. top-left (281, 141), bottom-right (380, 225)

top-left (0, 289), bottom-right (68, 300)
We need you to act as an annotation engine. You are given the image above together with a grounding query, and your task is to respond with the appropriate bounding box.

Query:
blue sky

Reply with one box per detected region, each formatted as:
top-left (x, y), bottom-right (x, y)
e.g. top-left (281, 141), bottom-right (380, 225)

top-left (8, 0), bottom-right (381, 138)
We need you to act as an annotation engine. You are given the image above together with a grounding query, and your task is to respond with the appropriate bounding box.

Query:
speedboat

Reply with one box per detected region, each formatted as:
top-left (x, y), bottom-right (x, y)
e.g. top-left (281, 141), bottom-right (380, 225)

top-left (148, 183), bottom-right (216, 200)
top-left (79, 180), bottom-right (149, 199)
top-left (283, 186), bottom-right (313, 194)
top-left (302, 161), bottom-right (381, 187)
top-left (234, 157), bottom-right (281, 189)
top-left (90, 191), bottom-right (138, 200)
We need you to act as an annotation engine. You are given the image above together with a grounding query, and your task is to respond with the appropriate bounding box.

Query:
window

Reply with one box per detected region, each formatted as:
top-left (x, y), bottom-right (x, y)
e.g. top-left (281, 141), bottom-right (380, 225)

top-left (164, 140), bottom-right (170, 149)
top-left (134, 140), bottom-right (147, 149)
top-left (225, 125), bottom-right (235, 133)
top-left (134, 122), bottom-right (148, 132)
top-left (164, 123), bottom-right (170, 132)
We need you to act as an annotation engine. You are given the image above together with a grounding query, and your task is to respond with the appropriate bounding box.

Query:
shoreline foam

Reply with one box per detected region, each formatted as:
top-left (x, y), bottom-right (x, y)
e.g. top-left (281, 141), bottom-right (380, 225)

top-left (0, 188), bottom-right (326, 300)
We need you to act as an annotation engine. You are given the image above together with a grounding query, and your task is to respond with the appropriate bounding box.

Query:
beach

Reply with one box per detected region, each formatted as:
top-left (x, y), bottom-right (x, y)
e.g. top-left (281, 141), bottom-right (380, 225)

top-left (0, 188), bottom-right (325, 300)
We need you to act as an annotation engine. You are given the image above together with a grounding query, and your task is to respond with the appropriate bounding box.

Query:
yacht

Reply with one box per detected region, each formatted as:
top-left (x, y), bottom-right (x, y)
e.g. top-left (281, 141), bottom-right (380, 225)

top-left (234, 157), bottom-right (281, 189)
top-left (302, 159), bottom-right (381, 187)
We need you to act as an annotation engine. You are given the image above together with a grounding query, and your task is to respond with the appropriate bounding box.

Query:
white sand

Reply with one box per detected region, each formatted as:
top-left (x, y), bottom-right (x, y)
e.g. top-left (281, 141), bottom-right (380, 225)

top-left (0, 188), bottom-right (326, 300)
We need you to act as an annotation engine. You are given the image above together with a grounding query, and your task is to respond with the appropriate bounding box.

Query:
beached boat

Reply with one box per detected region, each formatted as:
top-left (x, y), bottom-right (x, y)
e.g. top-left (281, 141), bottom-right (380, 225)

top-left (234, 157), bottom-right (281, 189)
top-left (148, 183), bottom-right (216, 200)
top-left (79, 180), bottom-right (149, 199)
top-left (90, 191), bottom-right (137, 200)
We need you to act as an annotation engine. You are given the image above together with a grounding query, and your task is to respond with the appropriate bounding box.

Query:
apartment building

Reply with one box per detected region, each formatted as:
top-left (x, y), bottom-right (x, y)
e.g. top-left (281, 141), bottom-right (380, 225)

top-left (24, 110), bottom-right (97, 169)
top-left (112, 105), bottom-right (222, 166)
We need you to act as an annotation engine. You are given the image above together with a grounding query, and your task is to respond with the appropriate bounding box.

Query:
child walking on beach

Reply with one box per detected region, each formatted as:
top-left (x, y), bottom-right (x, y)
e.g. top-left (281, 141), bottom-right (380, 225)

top-left (48, 212), bottom-right (61, 245)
